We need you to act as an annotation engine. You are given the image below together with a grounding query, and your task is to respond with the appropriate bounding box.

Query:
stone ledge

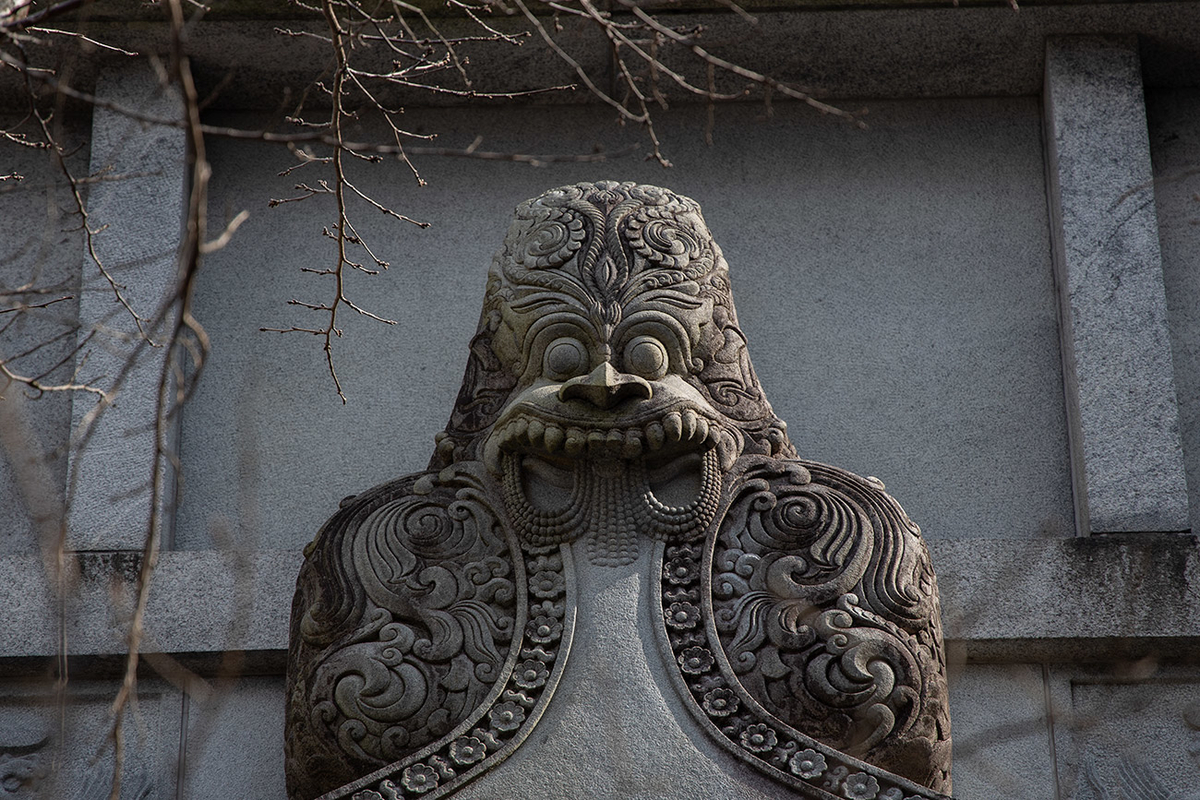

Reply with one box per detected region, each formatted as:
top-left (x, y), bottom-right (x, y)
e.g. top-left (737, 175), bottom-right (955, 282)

top-left (5, 3), bottom-right (1200, 113)
top-left (22, 0), bottom-right (1171, 24)
top-left (0, 534), bottom-right (1197, 673)
top-left (934, 533), bottom-right (1200, 663)
top-left (0, 548), bottom-right (303, 661)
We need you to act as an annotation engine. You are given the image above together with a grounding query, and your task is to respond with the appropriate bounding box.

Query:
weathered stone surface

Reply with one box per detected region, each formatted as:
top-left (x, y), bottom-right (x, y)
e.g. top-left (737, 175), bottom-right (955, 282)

top-left (0, 680), bottom-right (181, 799)
top-left (933, 534), bottom-right (1200, 660)
top-left (946, 665), bottom-right (1056, 800)
top-left (1056, 665), bottom-right (1200, 800)
top-left (67, 64), bottom-right (186, 551)
top-left (1149, 87), bottom-right (1200, 538)
top-left (180, 677), bottom-right (287, 800)
top-left (285, 183), bottom-right (951, 799)
top-left (1043, 36), bottom-right (1189, 534)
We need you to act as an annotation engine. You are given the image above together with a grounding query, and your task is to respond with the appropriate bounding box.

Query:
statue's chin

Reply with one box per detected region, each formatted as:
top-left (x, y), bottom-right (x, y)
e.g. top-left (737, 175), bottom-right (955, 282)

top-left (497, 445), bottom-right (724, 556)
top-left (518, 451), bottom-right (706, 512)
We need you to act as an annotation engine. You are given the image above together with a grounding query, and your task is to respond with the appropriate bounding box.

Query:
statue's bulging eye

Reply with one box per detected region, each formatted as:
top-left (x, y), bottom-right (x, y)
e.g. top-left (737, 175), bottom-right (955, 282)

top-left (543, 338), bottom-right (588, 381)
top-left (624, 336), bottom-right (668, 380)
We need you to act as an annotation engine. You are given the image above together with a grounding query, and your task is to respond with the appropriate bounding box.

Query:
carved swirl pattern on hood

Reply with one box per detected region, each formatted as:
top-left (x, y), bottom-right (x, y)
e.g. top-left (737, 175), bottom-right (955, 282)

top-left (287, 465), bottom-right (575, 799)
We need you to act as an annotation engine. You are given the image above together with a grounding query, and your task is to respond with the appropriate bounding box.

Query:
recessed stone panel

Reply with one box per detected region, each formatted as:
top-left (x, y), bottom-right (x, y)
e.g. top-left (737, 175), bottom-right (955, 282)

top-left (0, 680), bottom-right (181, 799)
top-left (179, 677), bottom-right (286, 800)
top-left (947, 664), bottom-right (1055, 800)
top-left (1065, 667), bottom-right (1200, 799)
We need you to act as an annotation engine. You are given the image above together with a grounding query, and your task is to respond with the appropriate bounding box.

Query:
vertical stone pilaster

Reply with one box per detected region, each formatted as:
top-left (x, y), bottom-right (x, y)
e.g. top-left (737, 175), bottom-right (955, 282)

top-left (1043, 35), bottom-right (1189, 535)
top-left (67, 65), bottom-right (186, 550)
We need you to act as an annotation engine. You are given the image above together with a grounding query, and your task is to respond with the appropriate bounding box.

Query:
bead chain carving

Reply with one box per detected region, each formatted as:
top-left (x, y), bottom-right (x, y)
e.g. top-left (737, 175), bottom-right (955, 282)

top-left (502, 449), bottom-right (722, 563)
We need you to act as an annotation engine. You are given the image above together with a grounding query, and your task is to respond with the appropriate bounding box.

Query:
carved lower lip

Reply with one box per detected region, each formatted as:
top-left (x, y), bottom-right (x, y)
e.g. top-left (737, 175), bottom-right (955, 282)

top-left (500, 447), bottom-right (725, 550)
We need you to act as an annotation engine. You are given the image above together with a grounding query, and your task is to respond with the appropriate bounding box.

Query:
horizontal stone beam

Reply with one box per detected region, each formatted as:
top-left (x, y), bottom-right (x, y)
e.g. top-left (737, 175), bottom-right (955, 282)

top-left (932, 534), bottom-right (1200, 661)
top-left (5, 4), bottom-right (1200, 113)
top-left (1, 535), bottom-right (1197, 673)
top-left (0, 549), bottom-right (302, 663)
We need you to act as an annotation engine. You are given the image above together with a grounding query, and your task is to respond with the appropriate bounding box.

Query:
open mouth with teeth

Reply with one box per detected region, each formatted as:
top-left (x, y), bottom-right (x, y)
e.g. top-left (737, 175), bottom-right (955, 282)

top-left (483, 387), bottom-right (737, 566)
top-left (484, 402), bottom-right (738, 468)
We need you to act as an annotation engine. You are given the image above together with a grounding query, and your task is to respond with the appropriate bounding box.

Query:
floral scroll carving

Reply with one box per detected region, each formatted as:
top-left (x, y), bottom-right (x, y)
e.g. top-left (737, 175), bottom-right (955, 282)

top-left (656, 456), bottom-right (951, 798)
top-left (286, 182), bottom-right (952, 800)
top-left (286, 463), bottom-right (573, 798)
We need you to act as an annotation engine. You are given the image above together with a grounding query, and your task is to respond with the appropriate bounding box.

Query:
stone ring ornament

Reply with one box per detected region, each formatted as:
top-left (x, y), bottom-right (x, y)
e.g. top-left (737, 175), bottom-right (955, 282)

top-left (286, 182), bottom-right (953, 799)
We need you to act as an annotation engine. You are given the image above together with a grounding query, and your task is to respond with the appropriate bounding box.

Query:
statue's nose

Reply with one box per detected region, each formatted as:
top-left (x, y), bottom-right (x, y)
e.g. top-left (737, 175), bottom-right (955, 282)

top-left (558, 362), bottom-right (653, 409)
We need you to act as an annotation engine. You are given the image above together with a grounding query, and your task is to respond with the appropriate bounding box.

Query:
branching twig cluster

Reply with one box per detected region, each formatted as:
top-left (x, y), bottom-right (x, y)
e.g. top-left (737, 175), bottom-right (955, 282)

top-left (252, 0), bottom-right (860, 396)
top-left (3, 5), bottom-right (226, 797)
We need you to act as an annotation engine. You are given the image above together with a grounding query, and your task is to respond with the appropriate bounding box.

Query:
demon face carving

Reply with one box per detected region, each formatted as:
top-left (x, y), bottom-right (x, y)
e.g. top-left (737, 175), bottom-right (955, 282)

top-left (432, 182), bottom-right (792, 566)
top-left (286, 182), bottom-right (952, 800)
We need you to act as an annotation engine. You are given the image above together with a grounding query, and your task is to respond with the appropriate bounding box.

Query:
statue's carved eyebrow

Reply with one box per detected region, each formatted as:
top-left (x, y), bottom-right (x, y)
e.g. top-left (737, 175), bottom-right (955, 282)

top-left (507, 292), bottom-right (580, 315)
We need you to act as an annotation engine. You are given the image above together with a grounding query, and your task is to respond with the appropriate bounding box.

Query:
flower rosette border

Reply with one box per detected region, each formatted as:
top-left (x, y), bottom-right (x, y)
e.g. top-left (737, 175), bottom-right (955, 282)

top-left (322, 539), bottom-right (576, 800)
top-left (651, 459), bottom-right (951, 800)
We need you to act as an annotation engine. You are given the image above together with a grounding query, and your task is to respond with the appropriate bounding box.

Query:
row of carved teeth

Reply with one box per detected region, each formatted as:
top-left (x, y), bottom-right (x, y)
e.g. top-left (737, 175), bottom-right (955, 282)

top-left (492, 408), bottom-right (723, 461)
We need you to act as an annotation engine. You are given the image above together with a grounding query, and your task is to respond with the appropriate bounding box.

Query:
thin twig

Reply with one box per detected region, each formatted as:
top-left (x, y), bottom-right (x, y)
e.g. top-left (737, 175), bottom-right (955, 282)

top-left (320, 0), bottom-right (350, 402)
top-left (0, 0), bottom-right (94, 31)
top-left (410, 142), bottom-right (636, 165)
top-left (342, 175), bottom-right (429, 227)
top-left (448, 0), bottom-right (525, 43)
top-left (575, 0), bottom-right (744, 103)
top-left (512, 0), bottom-right (642, 124)
top-left (27, 27), bottom-right (140, 55)
top-left (617, 0), bottom-right (861, 126)
top-left (200, 209), bottom-right (249, 253)
top-left (0, 294), bottom-right (72, 314)
top-left (106, 0), bottom-right (212, 795)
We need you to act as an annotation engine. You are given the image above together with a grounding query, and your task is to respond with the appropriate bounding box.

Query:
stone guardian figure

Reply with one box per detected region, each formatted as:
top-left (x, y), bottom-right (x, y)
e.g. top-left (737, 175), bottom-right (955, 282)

top-left (286, 182), bottom-right (952, 800)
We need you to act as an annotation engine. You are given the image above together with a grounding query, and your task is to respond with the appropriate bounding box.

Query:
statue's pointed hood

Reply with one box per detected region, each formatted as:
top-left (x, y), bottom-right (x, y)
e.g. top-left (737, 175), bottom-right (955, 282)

top-left (430, 180), bottom-right (794, 473)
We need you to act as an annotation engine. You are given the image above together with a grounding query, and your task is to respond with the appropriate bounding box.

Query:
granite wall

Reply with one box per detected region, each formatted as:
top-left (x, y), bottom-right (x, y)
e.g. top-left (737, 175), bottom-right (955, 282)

top-left (3, 5), bottom-right (1200, 799)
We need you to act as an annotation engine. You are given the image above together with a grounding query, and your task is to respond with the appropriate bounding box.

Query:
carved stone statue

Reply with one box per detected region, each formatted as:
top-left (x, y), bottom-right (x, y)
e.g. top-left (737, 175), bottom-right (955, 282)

top-left (285, 181), bottom-right (952, 800)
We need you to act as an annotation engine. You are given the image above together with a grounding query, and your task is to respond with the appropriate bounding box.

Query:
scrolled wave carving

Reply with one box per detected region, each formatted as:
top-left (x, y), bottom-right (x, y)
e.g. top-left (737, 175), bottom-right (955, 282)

top-left (287, 465), bottom-right (528, 797)
top-left (705, 457), bottom-right (951, 793)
